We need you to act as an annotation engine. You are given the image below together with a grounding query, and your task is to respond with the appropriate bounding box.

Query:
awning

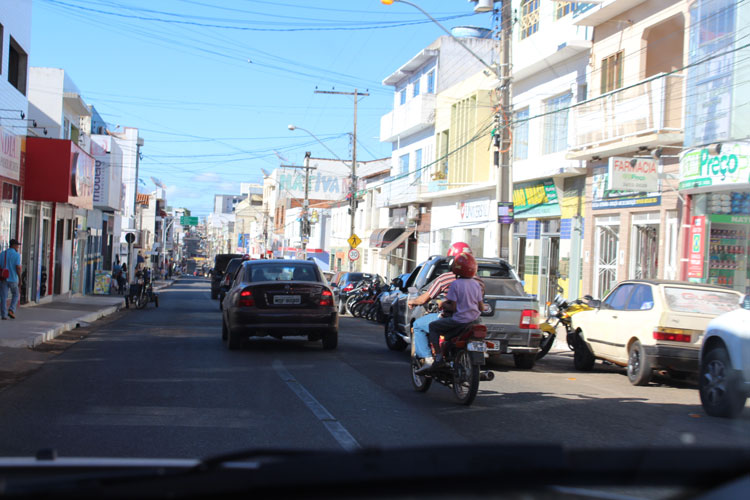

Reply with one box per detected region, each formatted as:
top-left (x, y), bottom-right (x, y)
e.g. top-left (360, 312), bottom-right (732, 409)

top-left (379, 228), bottom-right (415, 257)
top-left (369, 227), bottom-right (405, 248)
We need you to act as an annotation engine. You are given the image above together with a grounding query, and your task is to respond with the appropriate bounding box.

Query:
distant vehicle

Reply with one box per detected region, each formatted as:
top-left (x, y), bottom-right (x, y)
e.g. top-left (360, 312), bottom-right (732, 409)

top-left (571, 280), bottom-right (743, 385)
top-left (221, 260), bottom-right (338, 350)
top-left (217, 258), bottom-right (245, 310)
top-left (699, 291), bottom-right (750, 418)
top-left (185, 259), bottom-right (197, 275)
top-left (211, 253), bottom-right (243, 299)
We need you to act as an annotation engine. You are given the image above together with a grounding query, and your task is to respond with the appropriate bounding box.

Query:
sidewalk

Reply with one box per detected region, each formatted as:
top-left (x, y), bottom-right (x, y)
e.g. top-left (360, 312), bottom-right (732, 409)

top-left (0, 280), bottom-right (175, 349)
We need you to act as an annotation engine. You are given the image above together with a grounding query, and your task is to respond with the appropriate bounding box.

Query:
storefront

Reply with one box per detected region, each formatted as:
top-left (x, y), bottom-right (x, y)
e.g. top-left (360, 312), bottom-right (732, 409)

top-left (680, 142), bottom-right (750, 293)
top-left (429, 191), bottom-right (496, 262)
top-left (0, 127), bottom-right (22, 251)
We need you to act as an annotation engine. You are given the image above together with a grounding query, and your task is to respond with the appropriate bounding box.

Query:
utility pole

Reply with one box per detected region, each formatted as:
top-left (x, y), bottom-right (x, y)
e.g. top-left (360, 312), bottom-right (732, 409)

top-left (281, 155), bottom-right (316, 260)
top-left (314, 88), bottom-right (369, 270)
top-left (495, 0), bottom-right (512, 261)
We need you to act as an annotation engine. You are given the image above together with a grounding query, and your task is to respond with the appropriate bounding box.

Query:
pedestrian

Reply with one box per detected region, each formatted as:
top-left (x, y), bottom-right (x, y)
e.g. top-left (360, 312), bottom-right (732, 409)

top-left (136, 251), bottom-right (145, 270)
top-left (0, 239), bottom-right (22, 320)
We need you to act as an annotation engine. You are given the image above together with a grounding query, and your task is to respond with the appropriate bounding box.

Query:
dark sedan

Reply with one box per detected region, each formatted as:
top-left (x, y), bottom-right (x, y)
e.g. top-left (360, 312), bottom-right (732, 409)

top-left (221, 260), bottom-right (338, 350)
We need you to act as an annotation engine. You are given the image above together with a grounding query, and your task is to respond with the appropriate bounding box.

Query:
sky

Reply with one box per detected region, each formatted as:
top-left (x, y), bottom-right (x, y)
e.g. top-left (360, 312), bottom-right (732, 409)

top-left (29, 0), bottom-right (495, 215)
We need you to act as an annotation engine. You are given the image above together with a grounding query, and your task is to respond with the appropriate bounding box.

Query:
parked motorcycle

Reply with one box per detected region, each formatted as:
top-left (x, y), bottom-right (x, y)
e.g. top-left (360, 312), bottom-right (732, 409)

top-left (410, 323), bottom-right (493, 406)
top-left (537, 287), bottom-right (594, 360)
top-left (128, 268), bottom-right (159, 309)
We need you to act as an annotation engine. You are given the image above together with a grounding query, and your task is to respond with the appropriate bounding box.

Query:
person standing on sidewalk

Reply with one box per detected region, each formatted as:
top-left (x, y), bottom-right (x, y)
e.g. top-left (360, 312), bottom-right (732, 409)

top-left (0, 239), bottom-right (22, 320)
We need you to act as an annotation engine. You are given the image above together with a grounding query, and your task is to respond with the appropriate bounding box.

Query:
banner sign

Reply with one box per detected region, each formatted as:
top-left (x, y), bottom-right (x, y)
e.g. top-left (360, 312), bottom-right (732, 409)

top-left (180, 216), bottom-right (199, 226)
top-left (687, 216), bottom-right (706, 279)
top-left (679, 142), bottom-right (750, 191)
top-left (513, 178), bottom-right (560, 218)
top-left (592, 163), bottom-right (661, 210)
top-left (0, 127), bottom-right (21, 181)
top-left (608, 157), bottom-right (658, 192)
top-left (458, 198), bottom-right (491, 222)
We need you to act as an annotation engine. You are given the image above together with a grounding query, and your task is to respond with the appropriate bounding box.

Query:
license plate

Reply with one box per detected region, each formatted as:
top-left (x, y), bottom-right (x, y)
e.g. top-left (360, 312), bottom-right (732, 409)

top-left (273, 295), bottom-right (301, 305)
top-left (467, 341), bottom-right (487, 352)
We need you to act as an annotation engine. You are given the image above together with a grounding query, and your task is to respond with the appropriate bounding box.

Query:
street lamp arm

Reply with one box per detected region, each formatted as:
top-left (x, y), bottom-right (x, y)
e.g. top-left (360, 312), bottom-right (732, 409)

top-left (288, 125), bottom-right (353, 171)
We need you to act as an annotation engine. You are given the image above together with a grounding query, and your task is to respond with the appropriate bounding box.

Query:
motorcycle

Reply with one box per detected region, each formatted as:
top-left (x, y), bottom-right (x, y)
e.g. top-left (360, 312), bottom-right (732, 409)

top-left (537, 286), bottom-right (594, 360)
top-left (127, 268), bottom-right (159, 310)
top-left (410, 322), bottom-right (494, 406)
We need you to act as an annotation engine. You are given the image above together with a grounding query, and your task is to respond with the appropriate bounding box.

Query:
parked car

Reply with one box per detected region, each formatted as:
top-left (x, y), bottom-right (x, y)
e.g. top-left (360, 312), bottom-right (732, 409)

top-left (571, 280), bottom-right (743, 385)
top-left (384, 255), bottom-right (542, 369)
top-left (699, 292), bottom-right (750, 418)
top-left (379, 273), bottom-right (411, 317)
top-left (210, 253), bottom-right (243, 299)
top-left (333, 272), bottom-right (379, 315)
top-left (217, 257), bottom-right (246, 310)
top-left (221, 259), bottom-right (338, 350)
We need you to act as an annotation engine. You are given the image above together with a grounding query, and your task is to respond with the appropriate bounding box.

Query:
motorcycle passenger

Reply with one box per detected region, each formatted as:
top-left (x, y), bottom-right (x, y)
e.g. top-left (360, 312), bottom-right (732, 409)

top-left (422, 252), bottom-right (483, 371)
top-left (408, 242), bottom-right (474, 367)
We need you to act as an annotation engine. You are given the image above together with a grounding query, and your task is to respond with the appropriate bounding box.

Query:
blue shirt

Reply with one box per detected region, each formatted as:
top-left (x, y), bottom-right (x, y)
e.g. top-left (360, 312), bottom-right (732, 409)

top-left (0, 248), bottom-right (21, 283)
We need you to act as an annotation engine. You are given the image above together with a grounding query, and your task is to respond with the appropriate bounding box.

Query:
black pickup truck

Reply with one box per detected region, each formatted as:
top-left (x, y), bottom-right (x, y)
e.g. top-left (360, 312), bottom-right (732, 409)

top-left (383, 255), bottom-right (542, 369)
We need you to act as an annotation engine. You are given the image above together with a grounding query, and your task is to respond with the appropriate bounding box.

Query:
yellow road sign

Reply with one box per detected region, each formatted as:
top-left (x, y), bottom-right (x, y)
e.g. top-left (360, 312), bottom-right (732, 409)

top-left (347, 233), bottom-right (361, 248)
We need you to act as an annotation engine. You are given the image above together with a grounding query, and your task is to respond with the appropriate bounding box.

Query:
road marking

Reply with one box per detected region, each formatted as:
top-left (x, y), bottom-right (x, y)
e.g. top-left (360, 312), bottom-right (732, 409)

top-left (272, 359), bottom-right (361, 452)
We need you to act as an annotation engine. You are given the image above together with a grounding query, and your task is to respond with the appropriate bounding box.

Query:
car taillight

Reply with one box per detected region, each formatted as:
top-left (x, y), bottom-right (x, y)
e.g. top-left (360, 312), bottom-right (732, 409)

top-left (342, 283), bottom-right (354, 292)
top-left (519, 309), bottom-right (540, 329)
top-left (653, 329), bottom-right (692, 343)
top-left (319, 290), bottom-right (333, 307)
top-left (238, 289), bottom-right (255, 307)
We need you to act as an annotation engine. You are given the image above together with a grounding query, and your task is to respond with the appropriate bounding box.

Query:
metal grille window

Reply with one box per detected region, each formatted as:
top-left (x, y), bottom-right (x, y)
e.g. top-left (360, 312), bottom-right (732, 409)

top-left (630, 212), bottom-right (660, 280)
top-left (520, 0), bottom-right (540, 40)
top-left (594, 216), bottom-right (620, 298)
top-left (543, 93), bottom-right (572, 154)
top-left (600, 51), bottom-right (623, 94)
top-left (513, 108), bottom-right (529, 160)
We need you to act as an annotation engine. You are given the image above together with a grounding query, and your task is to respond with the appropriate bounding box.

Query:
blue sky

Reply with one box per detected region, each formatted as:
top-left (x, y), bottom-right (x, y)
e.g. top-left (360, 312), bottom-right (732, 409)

top-left (30, 0), bottom-right (492, 215)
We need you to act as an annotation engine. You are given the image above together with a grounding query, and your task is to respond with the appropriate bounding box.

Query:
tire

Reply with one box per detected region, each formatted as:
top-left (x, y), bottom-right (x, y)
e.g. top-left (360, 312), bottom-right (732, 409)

top-left (536, 331), bottom-right (556, 360)
top-left (513, 353), bottom-right (536, 370)
top-left (351, 301), bottom-right (365, 318)
top-left (338, 299), bottom-right (347, 316)
top-left (410, 358), bottom-right (432, 393)
top-left (700, 347), bottom-right (747, 418)
top-left (218, 292), bottom-right (225, 311)
top-left (322, 330), bottom-right (338, 350)
top-left (222, 317), bottom-right (228, 341)
top-left (154, 295), bottom-right (159, 308)
top-left (226, 324), bottom-right (242, 350)
top-left (211, 290), bottom-right (218, 300)
top-left (627, 340), bottom-right (652, 386)
top-left (384, 315), bottom-right (407, 351)
top-left (136, 290), bottom-right (148, 310)
top-left (346, 297), bottom-right (358, 315)
top-left (573, 333), bottom-right (595, 371)
top-left (453, 350), bottom-right (480, 406)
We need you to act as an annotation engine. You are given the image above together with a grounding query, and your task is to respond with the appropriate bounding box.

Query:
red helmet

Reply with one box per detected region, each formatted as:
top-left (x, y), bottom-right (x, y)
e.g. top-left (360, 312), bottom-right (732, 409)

top-left (451, 252), bottom-right (477, 278)
top-left (447, 242), bottom-right (472, 257)
top-left (242, 254), bottom-right (251, 261)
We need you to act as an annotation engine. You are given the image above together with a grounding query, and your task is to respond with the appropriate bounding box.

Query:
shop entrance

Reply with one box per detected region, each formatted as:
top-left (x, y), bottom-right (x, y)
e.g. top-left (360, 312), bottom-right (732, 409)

top-left (594, 216), bottom-right (620, 298)
top-left (538, 220), bottom-right (561, 306)
top-left (630, 212), bottom-right (660, 280)
top-left (20, 214), bottom-right (37, 304)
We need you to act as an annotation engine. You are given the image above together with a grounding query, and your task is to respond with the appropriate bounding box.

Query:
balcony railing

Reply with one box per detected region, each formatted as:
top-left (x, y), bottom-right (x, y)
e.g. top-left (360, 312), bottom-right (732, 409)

top-left (376, 174), bottom-right (426, 208)
top-left (569, 73), bottom-right (684, 153)
top-left (380, 93), bottom-right (436, 143)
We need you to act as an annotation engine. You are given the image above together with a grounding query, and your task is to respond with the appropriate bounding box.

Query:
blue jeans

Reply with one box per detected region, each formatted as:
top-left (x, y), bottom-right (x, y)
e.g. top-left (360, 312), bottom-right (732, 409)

top-left (412, 312), bottom-right (438, 358)
top-left (0, 281), bottom-right (19, 318)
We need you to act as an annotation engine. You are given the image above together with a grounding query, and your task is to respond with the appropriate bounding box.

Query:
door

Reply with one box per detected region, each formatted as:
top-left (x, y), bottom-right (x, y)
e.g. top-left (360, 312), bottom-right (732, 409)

top-left (664, 211), bottom-right (678, 280)
top-left (20, 216), bottom-right (35, 304)
top-left (594, 218), bottom-right (620, 298)
top-left (588, 283), bottom-right (635, 359)
top-left (538, 235), bottom-right (560, 306)
top-left (54, 219), bottom-right (65, 295)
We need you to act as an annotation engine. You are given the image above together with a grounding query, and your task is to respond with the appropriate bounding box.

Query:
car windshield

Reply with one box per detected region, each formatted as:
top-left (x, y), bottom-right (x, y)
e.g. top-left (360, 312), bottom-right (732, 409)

top-left (6, 1), bottom-right (750, 493)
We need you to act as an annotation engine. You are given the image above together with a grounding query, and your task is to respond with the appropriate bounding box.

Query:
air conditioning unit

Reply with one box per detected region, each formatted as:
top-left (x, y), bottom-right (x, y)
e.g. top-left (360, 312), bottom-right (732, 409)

top-left (407, 205), bottom-right (420, 222)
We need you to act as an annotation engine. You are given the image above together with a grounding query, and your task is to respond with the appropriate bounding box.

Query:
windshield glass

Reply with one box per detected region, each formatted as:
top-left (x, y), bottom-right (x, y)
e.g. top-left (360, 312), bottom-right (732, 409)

top-left (248, 263), bottom-right (320, 282)
top-left (664, 287), bottom-right (740, 315)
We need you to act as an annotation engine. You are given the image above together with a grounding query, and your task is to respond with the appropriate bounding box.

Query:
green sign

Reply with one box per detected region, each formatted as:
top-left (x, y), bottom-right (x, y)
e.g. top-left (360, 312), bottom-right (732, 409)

top-left (180, 216), bottom-right (199, 226)
top-left (709, 214), bottom-right (750, 224)
top-left (512, 178), bottom-right (560, 218)
top-left (679, 142), bottom-right (750, 190)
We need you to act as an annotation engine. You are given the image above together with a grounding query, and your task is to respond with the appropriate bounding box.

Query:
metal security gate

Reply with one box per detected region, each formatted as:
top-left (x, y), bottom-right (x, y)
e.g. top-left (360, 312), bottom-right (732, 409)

top-left (594, 216), bottom-right (620, 298)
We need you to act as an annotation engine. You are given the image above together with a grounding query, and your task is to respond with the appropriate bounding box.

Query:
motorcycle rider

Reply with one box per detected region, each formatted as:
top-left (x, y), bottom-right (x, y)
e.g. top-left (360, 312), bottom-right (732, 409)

top-left (409, 242), bottom-right (480, 370)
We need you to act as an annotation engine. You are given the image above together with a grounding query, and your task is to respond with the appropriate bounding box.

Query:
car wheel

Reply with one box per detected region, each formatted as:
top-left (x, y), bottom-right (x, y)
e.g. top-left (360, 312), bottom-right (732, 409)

top-left (700, 346), bottom-right (747, 418)
top-left (513, 353), bottom-right (536, 370)
top-left (226, 325), bottom-right (241, 350)
top-left (573, 333), bottom-right (595, 371)
top-left (627, 340), bottom-right (652, 386)
top-left (222, 317), bottom-right (228, 341)
top-left (322, 330), bottom-right (338, 350)
top-left (384, 315), bottom-right (407, 351)
top-left (211, 290), bottom-right (218, 300)
top-left (338, 300), bottom-right (347, 316)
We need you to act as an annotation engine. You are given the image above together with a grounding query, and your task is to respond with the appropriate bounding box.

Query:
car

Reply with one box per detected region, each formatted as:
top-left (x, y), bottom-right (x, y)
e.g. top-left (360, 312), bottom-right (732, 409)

top-left (699, 292), bottom-right (750, 418)
top-left (217, 257), bottom-right (246, 310)
top-left (333, 272), bottom-right (380, 315)
top-left (571, 280), bottom-right (743, 385)
top-left (210, 253), bottom-right (243, 299)
top-left (221, 259), bottom-right (338, 350)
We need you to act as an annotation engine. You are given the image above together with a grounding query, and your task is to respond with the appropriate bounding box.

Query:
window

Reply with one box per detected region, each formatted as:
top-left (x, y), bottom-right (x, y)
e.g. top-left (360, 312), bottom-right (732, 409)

top-left (603, 284), bottom-right (634, 310)
top-left (626, 285), bottom-right (654, 310)
top-left (513, 108), bottom-right (529, 160)
top-left (601, 51), bottom-right (623, 94)
top-left (543, 93), bottom-right (572, 154)
top-left (520, 0), bottom-right (540, 40)
top-left (554, 2), bottom-right (578, 20)
top-left (413, 78), bottom-right (420, 97)
top-left (0, 24), bottom-right (4, 75)
top-left (427, 71), bottom-right (435, 94)
top-left (399, 153), bottom-right (409, 175)
top-left (399, 89), bottom-right (406, 105)
top-left (464, 228), bottom-right (484, 258)
top-left (664, 287), bottom-right (740, 315)
top-left (8, 36), bottom-right (28, 95)
top-left (414, 149), bottom-right (423, 181)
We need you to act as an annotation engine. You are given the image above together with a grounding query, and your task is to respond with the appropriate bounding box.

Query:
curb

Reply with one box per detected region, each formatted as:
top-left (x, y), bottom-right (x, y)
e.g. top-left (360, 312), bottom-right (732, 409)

top-left (22, 302), bottom-right (125, 349)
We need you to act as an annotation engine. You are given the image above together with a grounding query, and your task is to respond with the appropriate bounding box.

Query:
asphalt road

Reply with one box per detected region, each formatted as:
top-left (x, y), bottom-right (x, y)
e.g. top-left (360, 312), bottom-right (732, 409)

top-left (0, 276), bottom-right (748, 459)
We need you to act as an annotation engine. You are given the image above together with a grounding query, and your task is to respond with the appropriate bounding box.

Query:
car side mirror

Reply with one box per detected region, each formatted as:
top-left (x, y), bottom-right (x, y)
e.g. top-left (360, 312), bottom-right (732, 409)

top-left (590, 299), bottom-right (602, 309)
top-left (392, 278), bottom-right (403, 289)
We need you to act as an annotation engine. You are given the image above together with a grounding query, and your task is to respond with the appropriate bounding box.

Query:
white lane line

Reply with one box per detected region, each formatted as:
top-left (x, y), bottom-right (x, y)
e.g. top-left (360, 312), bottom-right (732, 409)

top-left (272, 359), bottom-right (361, 452)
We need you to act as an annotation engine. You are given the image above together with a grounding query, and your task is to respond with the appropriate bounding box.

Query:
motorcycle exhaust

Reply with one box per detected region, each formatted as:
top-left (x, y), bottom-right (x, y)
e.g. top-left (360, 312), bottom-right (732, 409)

top-left (480, 371), bottom-right (494, 382)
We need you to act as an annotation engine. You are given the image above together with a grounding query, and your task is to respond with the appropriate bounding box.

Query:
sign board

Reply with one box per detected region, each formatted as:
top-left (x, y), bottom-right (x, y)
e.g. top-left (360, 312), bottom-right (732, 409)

top-left (512, 178), bottom-right (560, 218)
top-left (93, 270), bottom-right (112, 295)
top-left (180, 216), bottom-right (199, 226)
top-left (125, 232), bottom-right (136, 244)
top-left (592, 163), bottom-right (661, 210)
top-left (497, 202), bottom-right (514, 224)
top-left (679, 142), bottom-right (750, 191)
top-left (458, 198), bottom-right (491, 222)
top-left (608, 157), bottom-right (658, 192)
top-left (0, 127), bottom-right (21, 181)
top-left (348, 233), bottom-right (361, 248)
top-left (687, 216), bottom-right (706, 279)
top-left (348, 248), bottom-right (360, 261)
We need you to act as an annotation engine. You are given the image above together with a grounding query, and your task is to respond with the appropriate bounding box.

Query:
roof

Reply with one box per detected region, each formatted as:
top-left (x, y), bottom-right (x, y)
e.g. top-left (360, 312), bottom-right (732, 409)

top-left (136, 193), bottom-right (150, 206)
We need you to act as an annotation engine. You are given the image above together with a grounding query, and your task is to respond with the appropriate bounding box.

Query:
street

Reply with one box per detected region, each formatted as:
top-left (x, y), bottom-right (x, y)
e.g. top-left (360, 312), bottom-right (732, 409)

top-left (0, 277), bottom-right (748, 459)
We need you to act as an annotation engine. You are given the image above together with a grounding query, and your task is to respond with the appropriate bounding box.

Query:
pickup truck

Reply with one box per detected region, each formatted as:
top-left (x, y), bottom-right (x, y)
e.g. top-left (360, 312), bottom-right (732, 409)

top-left (383, 255), bottom-right (542, 369)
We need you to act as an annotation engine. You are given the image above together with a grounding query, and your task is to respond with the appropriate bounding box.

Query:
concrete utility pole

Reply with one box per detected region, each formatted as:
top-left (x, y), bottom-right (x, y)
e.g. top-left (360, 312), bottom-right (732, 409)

top-left (496, 0), bottom-right (512, 260)
top-left (280, 156), bottom-right (316, 260)
top-left (314, 89), bottom-right (368, 271)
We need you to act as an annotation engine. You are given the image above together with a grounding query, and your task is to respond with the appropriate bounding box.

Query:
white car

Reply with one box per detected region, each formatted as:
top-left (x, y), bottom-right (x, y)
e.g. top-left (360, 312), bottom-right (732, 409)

top-left (699, 297), bottom-right (750, 418)
top-left (571, 280), bottom-right (743, 386)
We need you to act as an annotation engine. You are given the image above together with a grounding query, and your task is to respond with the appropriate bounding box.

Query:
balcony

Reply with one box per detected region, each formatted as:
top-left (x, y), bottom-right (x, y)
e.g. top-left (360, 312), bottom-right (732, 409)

top-left (380, 93), bottom-right (436, 143)
top-left (573, 0), bottom-right (648, 26)
top-left (376, 175), bottom-right (426, 208)
top-left (567, 73), bottom-right (684, 160)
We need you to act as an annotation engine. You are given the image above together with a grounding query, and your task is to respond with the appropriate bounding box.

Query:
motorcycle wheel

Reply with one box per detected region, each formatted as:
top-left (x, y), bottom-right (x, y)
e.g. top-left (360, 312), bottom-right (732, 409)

top-left (453, 349), bottom-right (480, 406)
top-left (536, 332), bottom-right (556, 360)
top-left (136, 290), bottom-right (149, 309)
top-left (410, 357), bottom-right (432, 393)
top-left (350, 301), bottom-right (363, 318)
top-left (384, 315), bottom-right (407, 351)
